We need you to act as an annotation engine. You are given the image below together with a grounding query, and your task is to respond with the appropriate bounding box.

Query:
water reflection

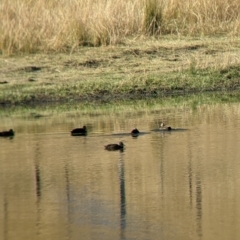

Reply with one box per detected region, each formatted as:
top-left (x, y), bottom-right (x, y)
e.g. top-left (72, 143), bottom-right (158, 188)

top-left (64, 162), bottom-right (70, 204)
top-left (159, 135), bottom-right (165, 198)
top-left (34, 142), bottom-right (42, 238)
top-left (35, 163), bottom-right (41, 198)
top-left (188, 159), bottom-right (193, 207)
top-left (64, 160), bottom-right (72, 240)
top-left (118, 153), bottom-right (126, 240)
top-left (1, 98), bottom-right (240, 240)
top-left (196, 174), bottom-right (202, 238)
top-left (3, 195), bottom-right (8, 240)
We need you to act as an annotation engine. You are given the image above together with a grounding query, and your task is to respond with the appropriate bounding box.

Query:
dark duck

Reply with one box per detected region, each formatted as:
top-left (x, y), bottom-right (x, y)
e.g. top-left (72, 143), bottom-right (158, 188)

top-left (104, 141), bottom-right (124, 151)
top-left (131, 128), bottom-right (140, 137)
top-left (71, 125), bottom-right (87, 136)
top-left (0, 129), bottom-right (15, 137)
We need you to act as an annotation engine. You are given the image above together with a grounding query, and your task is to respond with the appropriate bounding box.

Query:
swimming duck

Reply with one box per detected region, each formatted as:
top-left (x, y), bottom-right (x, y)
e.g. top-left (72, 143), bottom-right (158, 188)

top-left (71, 125), bottom-right (87, 136)
top-left (0, 129), bottom-right (15, 137)
top-left (104, 141), bottom-right (124, 151)
top-left (160, 122), bottom-right (165, 128)
top-left (131, 128), bottom-right (140, 137)
top-left (161, 126), bottom-right (172, 131)
top-left (159, 122), bottom-right (172, 131)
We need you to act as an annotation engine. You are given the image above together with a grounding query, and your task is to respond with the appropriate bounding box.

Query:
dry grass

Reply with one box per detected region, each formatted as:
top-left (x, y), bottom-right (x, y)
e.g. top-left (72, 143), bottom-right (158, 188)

top-left (0, 0), bottom-right (240, 55)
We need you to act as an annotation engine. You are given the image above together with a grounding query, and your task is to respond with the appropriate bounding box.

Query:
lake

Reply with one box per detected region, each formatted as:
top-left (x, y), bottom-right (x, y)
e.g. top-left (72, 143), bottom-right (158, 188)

top-left (1, 94), bottom-right (240, 240)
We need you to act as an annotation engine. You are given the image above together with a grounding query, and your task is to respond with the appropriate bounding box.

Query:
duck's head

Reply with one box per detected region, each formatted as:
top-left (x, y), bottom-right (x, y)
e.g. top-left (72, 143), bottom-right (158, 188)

top-left (160, 122), bottom-right (165, 128)
top-left (119, 142), bottom-right (124, 147)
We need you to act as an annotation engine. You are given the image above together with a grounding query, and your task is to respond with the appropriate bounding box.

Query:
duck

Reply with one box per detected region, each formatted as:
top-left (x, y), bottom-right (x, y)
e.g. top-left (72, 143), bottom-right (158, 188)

top-left (131, 128), bottom-right (140, 137)
top-left (160, 122), bottom-right (165, 128)
top-left (161, 126), bottom-right (172, 131)
top-left (104, 141), bottom-right (124, 151)
top-left (159, 122), bottom-right (172, 131)
top-left (71, 125), bottom-right (87, 136)
top-left (0, 129), bottom-right (15, 137)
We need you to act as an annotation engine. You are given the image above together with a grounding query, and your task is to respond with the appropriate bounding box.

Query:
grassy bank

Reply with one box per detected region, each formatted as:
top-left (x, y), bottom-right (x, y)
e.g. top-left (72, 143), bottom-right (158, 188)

top-left (0, 0), bottom-right (240, 54)
top-left (1, 0), bottom-right (240, 105)
top-left (1, 37), bottom-right (240, 105)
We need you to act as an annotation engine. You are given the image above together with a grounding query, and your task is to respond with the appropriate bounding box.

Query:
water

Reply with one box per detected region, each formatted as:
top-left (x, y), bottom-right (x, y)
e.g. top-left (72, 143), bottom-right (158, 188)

top-left (1, 97), bottom-right (240, 240)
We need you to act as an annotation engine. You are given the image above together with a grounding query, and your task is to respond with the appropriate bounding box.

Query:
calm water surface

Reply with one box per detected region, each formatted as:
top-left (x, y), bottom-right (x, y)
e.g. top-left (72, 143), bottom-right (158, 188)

top-left (1, 100), bottom-right (240, 240)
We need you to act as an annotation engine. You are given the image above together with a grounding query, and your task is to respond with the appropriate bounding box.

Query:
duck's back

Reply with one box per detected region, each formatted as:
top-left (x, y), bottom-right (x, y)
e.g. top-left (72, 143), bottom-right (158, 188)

top-left (71, 126), bottom-right (87, 136)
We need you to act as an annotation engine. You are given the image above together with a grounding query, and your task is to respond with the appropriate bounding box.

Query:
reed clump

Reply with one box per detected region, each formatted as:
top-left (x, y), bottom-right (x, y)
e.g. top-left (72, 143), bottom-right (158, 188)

top-left (0, 0), bottom-right (240, 54)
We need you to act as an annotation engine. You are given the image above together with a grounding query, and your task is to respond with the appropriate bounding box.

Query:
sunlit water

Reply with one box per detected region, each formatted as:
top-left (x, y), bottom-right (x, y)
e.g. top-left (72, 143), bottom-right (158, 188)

top-left (1, 99), bottom-right (240, 240)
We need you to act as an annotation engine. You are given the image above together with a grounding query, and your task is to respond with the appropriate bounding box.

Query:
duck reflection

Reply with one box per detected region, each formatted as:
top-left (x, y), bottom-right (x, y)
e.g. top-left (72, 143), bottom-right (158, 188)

top-left (118, 152), bottom-right (126, 239)
top-left (34, 144), bottom-right (41, 199)
top-left (3, 195), bottom-right (8, 240)
top-left (35, 164), bottom-right (41, 198)
top-left (34, 143), bottom-right (42, 237)
top-left (188, 159), bottom-right (193, 207)
top-left (64, 162), bottom-right (70, 203)
top-left (64, 161), bottom-right (73, 239)
top-left (196, 174), bottom-right (202, 238)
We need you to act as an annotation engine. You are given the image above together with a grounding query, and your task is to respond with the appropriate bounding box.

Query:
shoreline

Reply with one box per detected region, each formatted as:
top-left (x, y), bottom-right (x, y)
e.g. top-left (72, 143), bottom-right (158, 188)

top-left (1, 37), bottom-right (240, 106)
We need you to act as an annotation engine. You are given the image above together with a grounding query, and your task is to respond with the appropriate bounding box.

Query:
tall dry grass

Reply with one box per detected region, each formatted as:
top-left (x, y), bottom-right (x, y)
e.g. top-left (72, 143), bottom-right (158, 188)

top-left (0, 0), bottom-right (240, 54)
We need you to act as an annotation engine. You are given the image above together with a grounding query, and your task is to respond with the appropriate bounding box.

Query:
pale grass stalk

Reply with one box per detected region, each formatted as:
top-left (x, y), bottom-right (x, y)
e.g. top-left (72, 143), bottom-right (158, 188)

top-left (186, 52), bottom-right (240, 72)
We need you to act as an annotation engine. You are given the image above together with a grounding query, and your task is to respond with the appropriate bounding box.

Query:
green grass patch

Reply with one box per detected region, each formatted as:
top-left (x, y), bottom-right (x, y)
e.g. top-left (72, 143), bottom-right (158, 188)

top-left (1, 65), bottom-right (240, 105)
top-left (1, 37), bottom-right (240, 105)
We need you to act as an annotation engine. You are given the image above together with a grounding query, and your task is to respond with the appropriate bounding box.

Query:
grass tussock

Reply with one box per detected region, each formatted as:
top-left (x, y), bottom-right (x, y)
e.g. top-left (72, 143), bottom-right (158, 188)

top-left (0, 0), bottom-right (240, 54)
